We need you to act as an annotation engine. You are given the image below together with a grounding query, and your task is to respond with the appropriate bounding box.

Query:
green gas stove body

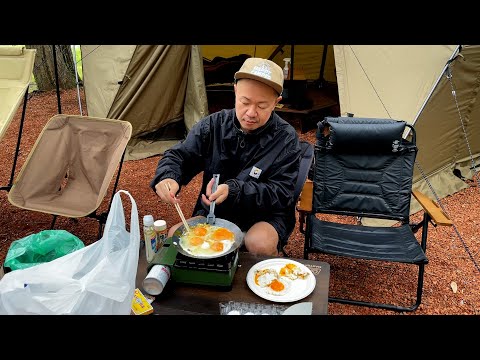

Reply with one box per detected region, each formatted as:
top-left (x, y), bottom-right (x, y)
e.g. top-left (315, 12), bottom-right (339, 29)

top-left (148, 237), bottom-right (239, 288)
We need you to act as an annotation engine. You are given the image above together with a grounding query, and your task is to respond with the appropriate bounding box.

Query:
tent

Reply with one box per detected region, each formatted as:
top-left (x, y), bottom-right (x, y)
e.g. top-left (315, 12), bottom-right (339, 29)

top-left (334, 45), bottom-right (479, 211)
top-left (80, 45), bottom-right (336, 161)
top-left (79, 44), bottom-right (479, 209)
top-left (201, 45), bottom-right (337, 83)
top-left (80, 45), bottom-right (209, 161)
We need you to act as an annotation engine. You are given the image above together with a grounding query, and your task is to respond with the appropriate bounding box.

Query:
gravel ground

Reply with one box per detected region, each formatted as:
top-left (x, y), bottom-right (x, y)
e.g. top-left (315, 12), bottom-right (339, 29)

top-left (0, 87), bottom-right (479, 315)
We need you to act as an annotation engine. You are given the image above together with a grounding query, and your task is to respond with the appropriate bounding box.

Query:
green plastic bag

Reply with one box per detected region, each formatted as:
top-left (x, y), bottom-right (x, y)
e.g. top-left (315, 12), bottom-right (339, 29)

top-left (4, 230), bottom-right (85, 271)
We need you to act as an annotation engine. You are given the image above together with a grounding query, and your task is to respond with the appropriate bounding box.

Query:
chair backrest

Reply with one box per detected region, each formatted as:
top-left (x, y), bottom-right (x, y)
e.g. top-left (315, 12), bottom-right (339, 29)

top-left (8, 114), bottom-right (132, 217)
top-left (294, 140), bottom-right (314, 203)
top-left (312, 116), bottom-right (417, 222)
top-left (279, 139), bottom-right (314, 251)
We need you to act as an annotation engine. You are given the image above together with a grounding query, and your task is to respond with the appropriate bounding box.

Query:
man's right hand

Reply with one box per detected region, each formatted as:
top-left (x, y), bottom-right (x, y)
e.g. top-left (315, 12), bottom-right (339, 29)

top-left (155, 178), bottom-right (180, 204)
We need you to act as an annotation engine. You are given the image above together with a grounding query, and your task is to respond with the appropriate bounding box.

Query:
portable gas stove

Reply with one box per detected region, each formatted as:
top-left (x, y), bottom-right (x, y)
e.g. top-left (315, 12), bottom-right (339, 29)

top-left (148, 236), bottom-right (239, 289)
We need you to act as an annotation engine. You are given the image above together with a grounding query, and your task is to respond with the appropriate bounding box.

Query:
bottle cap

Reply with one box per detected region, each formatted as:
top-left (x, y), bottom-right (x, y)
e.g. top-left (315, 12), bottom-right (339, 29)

top-left (143, 214), bottom-right (154, 226)
top-left (154, 219), bottom-right (167, 231)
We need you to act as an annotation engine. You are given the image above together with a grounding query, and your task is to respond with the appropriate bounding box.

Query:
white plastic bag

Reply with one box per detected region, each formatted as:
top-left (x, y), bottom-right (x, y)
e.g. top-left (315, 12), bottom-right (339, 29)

top-left (0, 190), bottom-right (140, 315)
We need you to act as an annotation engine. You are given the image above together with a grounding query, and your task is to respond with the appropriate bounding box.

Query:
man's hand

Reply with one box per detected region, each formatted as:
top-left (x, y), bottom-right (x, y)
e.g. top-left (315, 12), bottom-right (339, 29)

top-left (201, 177), bottom-right (229, 206)
top-left (155, 178), bottom-right (180, 204)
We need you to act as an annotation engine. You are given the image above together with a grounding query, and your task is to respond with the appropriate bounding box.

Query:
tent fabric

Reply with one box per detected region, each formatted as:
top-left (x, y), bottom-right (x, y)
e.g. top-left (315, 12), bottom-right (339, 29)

top-left (333, 45), bottom-right (459, 122)
top-left (201, 45), bottom-right (337, 83)
top-left (8, 114), bottom-right (132, 218)
top-left (414, 45), bottom-right (480, 180)
top-left (81, 45), bottom-right (136, 119)
top-left (0, 46), bottom-right (35, 142)
top-left (81, 45), bottom-right (208, 161)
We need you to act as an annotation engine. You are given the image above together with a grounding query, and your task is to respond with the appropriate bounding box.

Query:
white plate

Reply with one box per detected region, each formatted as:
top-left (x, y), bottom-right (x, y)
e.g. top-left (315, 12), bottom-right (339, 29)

top-left (246, 259), bottom-right (316, 303)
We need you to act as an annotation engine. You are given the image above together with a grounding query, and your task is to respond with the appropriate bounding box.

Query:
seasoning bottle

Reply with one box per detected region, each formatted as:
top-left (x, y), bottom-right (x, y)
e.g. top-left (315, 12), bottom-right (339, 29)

top-left (283, 57), bottom-right (291, 80)
top-left (143, 264), bottom-right (171, 296)
top-left (154, 219), bottom-right (167, 251)
top-left (143, 215), bottom-right (157, 263)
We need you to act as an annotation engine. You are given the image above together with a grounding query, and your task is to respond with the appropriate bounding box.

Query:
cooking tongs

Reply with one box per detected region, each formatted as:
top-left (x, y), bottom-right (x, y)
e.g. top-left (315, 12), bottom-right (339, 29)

top-left (206, 174), bottom-right (220, 225)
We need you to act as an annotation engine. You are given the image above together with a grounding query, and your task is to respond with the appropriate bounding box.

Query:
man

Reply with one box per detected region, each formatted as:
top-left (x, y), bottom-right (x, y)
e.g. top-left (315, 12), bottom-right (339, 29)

top-left (150, 57), bottom-right (301, 256)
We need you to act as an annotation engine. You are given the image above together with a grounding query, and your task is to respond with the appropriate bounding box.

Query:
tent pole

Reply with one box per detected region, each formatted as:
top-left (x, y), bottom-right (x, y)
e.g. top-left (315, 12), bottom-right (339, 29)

top-left (71, 45), bottom-right (83, 115)
top-left (318, 44), bottom-right (328, 88)
top-left (290, 45), bottom-right (295, 80)
top-left (268, 45), bottom-right (286, 60)
top-left (411, 45), bottom-right (461, 126)
top-left (52, 45), bottom-right (62, 114)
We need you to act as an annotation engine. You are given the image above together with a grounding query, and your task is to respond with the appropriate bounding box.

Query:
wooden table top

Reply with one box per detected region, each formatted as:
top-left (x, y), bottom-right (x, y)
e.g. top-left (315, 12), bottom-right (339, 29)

top-left (136, 245), bottom-right (330, 315)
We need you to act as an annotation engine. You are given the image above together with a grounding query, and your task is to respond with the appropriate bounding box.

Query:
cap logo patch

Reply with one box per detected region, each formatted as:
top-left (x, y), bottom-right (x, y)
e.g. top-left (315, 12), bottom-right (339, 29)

top-left (250, 62), bottom-right (272, 80)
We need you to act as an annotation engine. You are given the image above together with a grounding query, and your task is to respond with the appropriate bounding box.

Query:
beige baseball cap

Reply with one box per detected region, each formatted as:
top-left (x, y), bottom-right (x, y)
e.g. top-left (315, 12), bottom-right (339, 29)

top-left (234, 57), bottom-right (284, 95)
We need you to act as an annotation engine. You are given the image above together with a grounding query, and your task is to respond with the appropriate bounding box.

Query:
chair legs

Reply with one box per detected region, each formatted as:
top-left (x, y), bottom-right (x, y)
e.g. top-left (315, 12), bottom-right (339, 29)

top-left (328, 263), bottom-right (425, 312)
top-left (50, 212), bottom-right (105, 240)
top-left (304, 212), bottom-right (431, 312)
top-left (0, 89), bottom-right (29, 192)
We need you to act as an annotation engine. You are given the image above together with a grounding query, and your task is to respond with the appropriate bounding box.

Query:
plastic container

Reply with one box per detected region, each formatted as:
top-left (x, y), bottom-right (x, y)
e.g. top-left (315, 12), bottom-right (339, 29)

top-left (143, 215), bottom-right (157, 263)
top-left (219, 301), bottom-right (288, 315)
top-left (154, 219), bottom-right (167, 251)
top-left (142, 264), bottom-right (171, 295)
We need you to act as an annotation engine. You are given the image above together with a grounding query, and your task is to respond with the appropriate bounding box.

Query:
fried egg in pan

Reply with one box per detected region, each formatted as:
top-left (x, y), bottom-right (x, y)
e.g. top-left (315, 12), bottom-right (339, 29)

top-left (179, 223), bottom-right (235, 257)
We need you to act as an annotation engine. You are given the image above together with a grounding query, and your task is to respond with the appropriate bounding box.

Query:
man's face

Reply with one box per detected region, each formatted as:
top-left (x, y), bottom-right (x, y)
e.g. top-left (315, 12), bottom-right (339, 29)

top-left (234, 79), bottom-right (281, 133)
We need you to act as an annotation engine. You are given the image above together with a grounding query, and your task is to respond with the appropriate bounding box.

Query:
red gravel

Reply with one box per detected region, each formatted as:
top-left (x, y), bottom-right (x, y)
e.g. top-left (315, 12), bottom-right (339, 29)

top-left (0, 87), bottom-right (479, 315)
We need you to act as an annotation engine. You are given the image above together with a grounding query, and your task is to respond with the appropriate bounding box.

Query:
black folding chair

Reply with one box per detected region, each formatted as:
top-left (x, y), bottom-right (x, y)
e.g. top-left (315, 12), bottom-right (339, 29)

top-left (279, 139), bottom-right (314, 255)
top-left (299, 116), bottom-right (452, 312)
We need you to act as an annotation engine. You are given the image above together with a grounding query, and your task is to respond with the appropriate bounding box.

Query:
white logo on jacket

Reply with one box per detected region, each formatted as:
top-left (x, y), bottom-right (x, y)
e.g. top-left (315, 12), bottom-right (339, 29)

top-left (249, 166), bottom-right (262, 179)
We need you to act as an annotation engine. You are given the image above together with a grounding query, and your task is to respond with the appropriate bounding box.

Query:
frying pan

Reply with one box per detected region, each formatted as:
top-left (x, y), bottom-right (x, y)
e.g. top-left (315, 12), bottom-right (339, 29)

top-left (172, 217), bottom-right (244, 259)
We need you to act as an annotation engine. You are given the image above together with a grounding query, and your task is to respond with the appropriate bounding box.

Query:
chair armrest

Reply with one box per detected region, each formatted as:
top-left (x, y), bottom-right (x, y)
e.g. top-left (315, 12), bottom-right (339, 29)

top-left (412, 190), bottom-right (453, 226)
top-left (297, 179), bottom-right (313, 212)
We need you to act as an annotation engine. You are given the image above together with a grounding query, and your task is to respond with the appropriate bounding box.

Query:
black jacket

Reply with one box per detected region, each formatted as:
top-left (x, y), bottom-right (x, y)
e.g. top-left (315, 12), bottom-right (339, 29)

top-left (150, 108), bottom-right (301, 236)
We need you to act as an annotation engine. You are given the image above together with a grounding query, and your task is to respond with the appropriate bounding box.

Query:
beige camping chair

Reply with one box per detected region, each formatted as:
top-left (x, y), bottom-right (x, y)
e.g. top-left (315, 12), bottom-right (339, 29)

top-left (0, 46), bottom-right (36, 191)
top-left (8, 114), bottom-right (132, 237)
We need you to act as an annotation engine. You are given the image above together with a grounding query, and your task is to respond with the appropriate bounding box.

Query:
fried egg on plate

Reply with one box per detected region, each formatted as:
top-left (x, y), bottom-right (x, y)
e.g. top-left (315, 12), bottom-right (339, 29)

top-left (255, 268), bottom-right (278, 287)
top-left (279, 262), bottom-right (310, 280)
top-left (264, 277), bottom-right (292, 296)
top-left (254, 268), bottom-right (293, 296)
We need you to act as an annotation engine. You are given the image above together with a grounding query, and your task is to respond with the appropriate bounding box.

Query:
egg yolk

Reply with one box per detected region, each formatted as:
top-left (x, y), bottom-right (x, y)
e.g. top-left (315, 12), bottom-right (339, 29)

top-left (193, 226), bottom-right (208, 236)
top-left (212, 228), bottom-right (234, 240)
top-left (189, 237), bottom-right (204, 246)
top-left (280, 263), bottom-right (297, 277)
top-left (269, 279), bottom-right (285, 292)
top-left (211, 241), bottom-right (224, 252)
